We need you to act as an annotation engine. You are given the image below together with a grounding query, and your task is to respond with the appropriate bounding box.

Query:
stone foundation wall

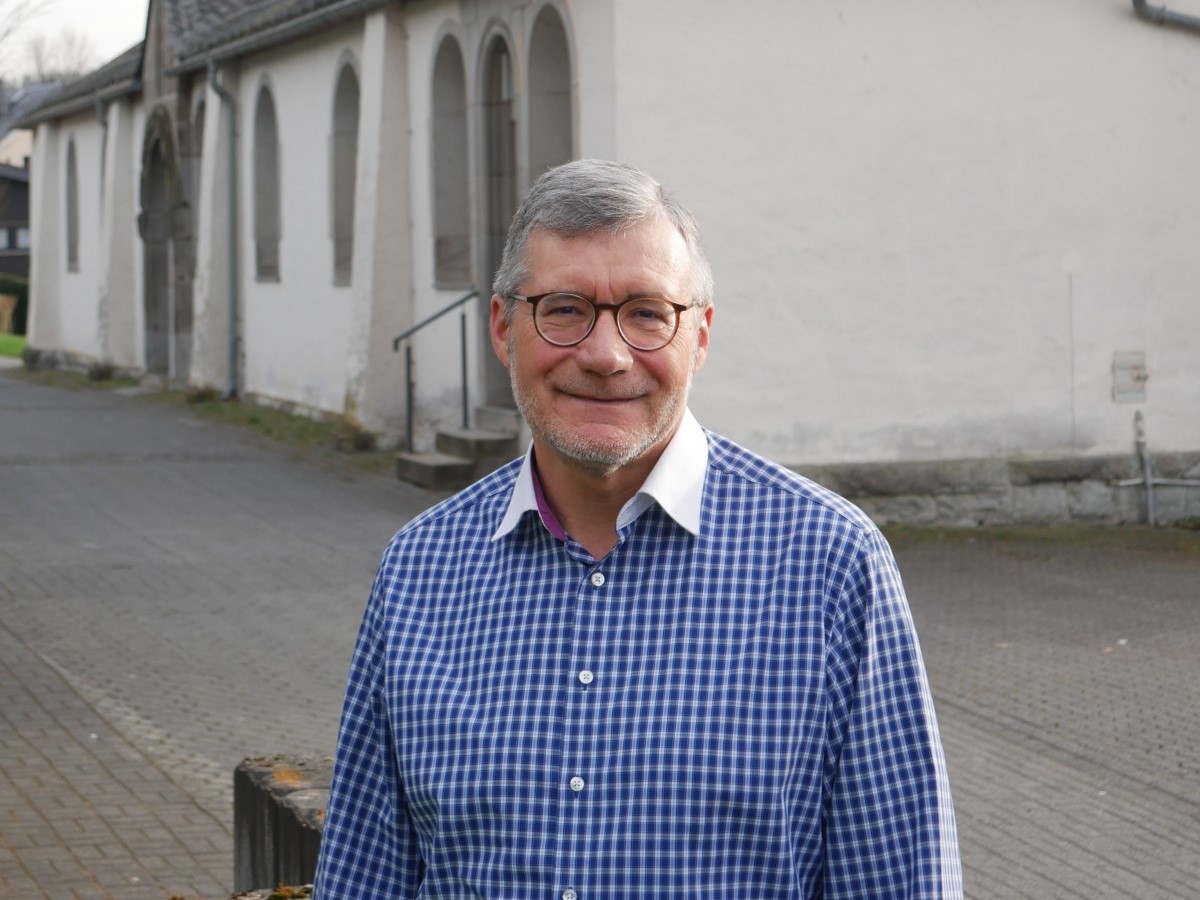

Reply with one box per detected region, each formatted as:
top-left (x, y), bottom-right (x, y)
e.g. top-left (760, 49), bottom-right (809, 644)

top-left (798, 453), bottom-right (1200, 527)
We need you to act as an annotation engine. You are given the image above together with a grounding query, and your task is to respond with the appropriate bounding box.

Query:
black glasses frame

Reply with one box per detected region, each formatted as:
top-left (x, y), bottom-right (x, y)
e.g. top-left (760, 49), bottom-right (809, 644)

top-left (511, 292), bottom-right (694, 351)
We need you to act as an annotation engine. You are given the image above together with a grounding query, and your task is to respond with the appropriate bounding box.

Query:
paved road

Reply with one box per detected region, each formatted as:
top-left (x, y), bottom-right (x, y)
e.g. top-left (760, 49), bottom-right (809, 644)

top-left (2, 366), bottom-right (1197, 898)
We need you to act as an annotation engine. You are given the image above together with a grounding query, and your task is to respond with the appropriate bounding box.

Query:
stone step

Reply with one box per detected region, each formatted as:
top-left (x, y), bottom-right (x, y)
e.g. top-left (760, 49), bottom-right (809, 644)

top-left (436, 427), bottom-right (519, 460)
top-left (394, 450), bottom-right (475, 489)
top-left (476, 404), bottom-right (523, 434)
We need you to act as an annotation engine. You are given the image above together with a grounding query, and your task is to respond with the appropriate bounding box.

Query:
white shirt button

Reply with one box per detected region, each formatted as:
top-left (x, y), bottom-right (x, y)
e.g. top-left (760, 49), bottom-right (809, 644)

top-left (569, 775), bottom-right (585, 792)
top-left (578, 669), bottom-right (594, 685)
top-left (563, 890), bottom-right (578, 900)
top-left (589, 572), bottom-right (605, 587)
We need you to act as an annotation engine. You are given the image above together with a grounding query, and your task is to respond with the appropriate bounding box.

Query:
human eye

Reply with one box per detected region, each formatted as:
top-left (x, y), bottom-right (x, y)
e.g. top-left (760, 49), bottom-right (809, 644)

top-left (621, 298), bottom-right (674, 329)
top-left (541, 293), bottom-right (590, 319)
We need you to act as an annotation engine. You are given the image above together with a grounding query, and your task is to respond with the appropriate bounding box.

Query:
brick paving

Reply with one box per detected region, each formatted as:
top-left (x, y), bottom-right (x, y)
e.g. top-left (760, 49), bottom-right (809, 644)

top-left (1, 365), bottom-right (1197, 898)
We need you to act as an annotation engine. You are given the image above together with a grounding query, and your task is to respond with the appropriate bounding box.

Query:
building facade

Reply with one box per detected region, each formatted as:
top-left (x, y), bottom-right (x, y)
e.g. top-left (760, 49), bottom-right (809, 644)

top-left (19, 0), bottom-right (1200, 522)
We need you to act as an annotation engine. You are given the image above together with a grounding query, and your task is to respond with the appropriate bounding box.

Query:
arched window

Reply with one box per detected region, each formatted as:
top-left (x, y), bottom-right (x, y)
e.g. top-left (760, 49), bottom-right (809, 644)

top-left (528, 5), bottom-right (573, 179)
top-left (482, 34), bottom-right (518, 406)
top-left (66, 138), bottom-right (80, 271)
top-left (331, 61), bottom-right (360, 286)
top-left (483, 36), bottom-right (516, 289)
top-left (253, 84), bottom-right (281, 281)
top-left (432, 36), bottom-right (469, 285)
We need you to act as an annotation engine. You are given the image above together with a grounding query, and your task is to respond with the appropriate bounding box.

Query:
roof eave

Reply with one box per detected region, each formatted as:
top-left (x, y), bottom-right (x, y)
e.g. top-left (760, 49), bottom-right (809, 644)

top-left (15, 78), bottom-right (142, 129)
top-left (168, 0), bottom-right (393, 75)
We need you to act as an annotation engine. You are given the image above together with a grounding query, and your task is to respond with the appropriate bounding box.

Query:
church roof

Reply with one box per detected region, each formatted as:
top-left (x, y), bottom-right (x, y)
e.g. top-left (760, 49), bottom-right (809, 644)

top-left (167, 0), bottom-right (390, 70)
top-left (12, 45), bottom-right (143, 127)
top-left (1, 81), bottom-right (65, 138)
top-left (13, 0), bottom-right (392, 123)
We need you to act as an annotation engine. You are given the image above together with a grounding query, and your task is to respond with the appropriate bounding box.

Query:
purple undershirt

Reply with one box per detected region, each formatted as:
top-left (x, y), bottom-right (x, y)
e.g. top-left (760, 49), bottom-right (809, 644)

top-left (530, 451), bottom-right (570, 542)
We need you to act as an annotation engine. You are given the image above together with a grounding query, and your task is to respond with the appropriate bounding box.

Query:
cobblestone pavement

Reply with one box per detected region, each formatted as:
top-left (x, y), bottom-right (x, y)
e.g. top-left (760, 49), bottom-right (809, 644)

top-left (2, 367), bottom-right (1197, 898)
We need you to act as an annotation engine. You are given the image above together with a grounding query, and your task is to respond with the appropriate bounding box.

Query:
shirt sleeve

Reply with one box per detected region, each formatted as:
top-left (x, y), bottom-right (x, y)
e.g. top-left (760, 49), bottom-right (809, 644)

top-left (822, 528), bottom-right (963, 899)
top-left (313, 567), bottom-right (424, 898)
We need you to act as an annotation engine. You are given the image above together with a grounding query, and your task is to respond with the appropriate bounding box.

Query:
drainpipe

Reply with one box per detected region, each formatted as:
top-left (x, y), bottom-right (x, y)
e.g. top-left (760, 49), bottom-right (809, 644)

top-left (94, 100), bottom-right (108, 208)
top-left (1132, 0), bottom-right (1200, 31)
top-left (207, 60), bottom-right (240, 399)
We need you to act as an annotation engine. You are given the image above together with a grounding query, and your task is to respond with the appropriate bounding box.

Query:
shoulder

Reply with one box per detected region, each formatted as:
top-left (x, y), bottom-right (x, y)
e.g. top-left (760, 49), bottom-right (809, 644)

top-left (700, 427), bottom-right (883, 540)
top-left (386, 457), bottom-right (523, 552)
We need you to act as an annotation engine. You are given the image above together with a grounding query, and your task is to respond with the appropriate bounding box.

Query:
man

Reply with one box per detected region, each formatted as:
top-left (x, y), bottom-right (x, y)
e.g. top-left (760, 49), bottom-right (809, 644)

top-left (314, 159), bottom-right (961, 898)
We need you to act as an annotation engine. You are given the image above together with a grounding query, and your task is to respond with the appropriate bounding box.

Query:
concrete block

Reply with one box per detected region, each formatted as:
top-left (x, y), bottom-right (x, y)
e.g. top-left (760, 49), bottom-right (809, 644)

top-left (1008, 455), bottom-right (1133, 486)
top-left (806, 458), bottom-right (1008, 498)
top-left (1115, 486), bottom-right (1149, 524)
top-left (935, 491), bottom-right (1014, 527)
top-left (1066, 480), bottom-right (1117, 522)
top-left (1012, 484), bottom-right (1068, 524)
top-left (233, 755), bottom-right (331, 893)
top-left (857, 494), bottom-right (939, 526)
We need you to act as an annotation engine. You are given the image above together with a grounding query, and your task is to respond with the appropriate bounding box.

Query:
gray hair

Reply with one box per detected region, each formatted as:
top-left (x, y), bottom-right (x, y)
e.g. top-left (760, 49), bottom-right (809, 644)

top-left (492, 159), bottom-right (714, 318)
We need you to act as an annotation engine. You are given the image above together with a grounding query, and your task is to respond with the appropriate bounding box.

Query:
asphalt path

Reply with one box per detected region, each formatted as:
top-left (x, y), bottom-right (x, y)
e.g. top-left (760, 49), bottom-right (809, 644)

top-left (2, 365), bottom-right (1197, 898)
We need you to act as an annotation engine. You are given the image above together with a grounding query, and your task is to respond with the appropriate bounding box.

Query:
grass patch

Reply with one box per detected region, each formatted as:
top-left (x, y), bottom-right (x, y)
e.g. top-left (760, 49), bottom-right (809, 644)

top-left (180, 394), bottom-right (396, 477)
top-left (3, 366), bottom-right (140, 391)
top-left (187, 397), bottom-right (342, 449)
top-left (0, 333), bottom-right (26, 358)
top-left (884, 521), bottom-right (1200, 556)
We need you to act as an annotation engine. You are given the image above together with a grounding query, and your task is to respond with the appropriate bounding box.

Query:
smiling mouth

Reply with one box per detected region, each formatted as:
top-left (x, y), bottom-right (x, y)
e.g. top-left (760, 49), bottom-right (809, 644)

top-left (562, 392), bottom-right (640, 403)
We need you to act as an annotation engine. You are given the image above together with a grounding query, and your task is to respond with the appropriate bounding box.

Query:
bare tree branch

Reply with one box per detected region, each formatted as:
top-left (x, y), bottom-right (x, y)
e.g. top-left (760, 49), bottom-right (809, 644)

top-left (25, 26), bottom-right (96, 81)
top-left (0, 0), bottom-right (50, 53)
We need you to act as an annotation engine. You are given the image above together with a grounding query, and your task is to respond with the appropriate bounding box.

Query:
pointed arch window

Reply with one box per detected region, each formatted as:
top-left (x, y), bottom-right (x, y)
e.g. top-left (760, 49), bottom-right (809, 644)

top-left (66, 139), bottom-right (80, 271)
top-left (528, 5), bottom-right (573, 179)
top-left (432, 36), bottom-right (470, 285)
top-left (331, 62), bottom-right (360, 286)
top-left (253, 85), bottom-right (281, 281)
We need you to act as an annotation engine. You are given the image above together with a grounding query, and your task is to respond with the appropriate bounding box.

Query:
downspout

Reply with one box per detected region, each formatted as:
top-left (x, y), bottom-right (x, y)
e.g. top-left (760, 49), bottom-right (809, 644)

top-left (1132, 0), bottom-right (1200, 31)
top-left (94, 99), bottom-right (108, 209)
top-left (207, 60), bottom-right (240, 399)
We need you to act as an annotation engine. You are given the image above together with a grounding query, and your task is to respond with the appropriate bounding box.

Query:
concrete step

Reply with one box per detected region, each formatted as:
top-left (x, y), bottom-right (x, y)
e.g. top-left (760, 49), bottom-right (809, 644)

top-left (436, 428), bottom-right (519, 460)
top-left (476, 405), bottom-right (522, 433)
top-left (394, 450), bottom-right (475, 489)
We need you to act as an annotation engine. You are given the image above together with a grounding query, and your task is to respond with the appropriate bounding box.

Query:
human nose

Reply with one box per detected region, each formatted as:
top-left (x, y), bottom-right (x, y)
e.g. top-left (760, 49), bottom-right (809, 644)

top-left (575, 306), bottom-right (632, 374)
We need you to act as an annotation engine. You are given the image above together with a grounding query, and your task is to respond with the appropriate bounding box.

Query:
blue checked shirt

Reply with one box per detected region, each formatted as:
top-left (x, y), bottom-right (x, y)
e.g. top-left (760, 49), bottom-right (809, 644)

top-left (314, 412), bottom-right (961, 898)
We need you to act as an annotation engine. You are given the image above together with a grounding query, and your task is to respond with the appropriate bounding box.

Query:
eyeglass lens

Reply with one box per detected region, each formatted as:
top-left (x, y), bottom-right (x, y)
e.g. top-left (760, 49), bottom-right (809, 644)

top-left (534, 293), bottom-right (679, 350)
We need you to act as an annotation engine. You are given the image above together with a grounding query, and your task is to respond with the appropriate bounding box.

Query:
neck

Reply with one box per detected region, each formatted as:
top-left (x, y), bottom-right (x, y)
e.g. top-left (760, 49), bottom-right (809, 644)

top-left (533, 444), bottom-right (662, 559)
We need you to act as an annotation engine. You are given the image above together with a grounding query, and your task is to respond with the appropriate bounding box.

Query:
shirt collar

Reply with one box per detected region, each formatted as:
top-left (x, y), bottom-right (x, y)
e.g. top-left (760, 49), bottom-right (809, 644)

top-left (492, 408), bottom-right (708, 541)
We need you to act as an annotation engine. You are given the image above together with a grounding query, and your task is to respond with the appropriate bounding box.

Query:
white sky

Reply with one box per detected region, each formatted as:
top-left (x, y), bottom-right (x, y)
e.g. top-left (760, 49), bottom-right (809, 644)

top-left (3, 0), bottom-right (147, 80)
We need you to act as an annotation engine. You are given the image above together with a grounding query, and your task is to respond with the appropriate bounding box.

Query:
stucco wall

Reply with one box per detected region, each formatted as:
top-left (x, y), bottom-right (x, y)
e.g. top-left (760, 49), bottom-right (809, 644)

top-left (236, 24), bottom-right (365, 415)
top-left (401, 0), bottom-right (616, 445)
top-left (612, 0), bottom-right (1200, 466)
top-left (47, 112), bottom-right (106, 360)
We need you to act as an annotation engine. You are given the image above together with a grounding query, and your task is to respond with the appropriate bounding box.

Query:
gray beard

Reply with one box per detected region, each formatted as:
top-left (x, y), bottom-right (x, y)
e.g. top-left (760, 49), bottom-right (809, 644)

top-left (506, 336), bottom-right (692, 477)
top-left (508, 366), bottom-right (680, 477)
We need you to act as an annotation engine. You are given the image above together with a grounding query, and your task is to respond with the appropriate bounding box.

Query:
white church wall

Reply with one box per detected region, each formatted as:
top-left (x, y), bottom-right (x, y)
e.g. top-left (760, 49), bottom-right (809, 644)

top-left (128, 101), bottom-right (146, 371)
top-left (56, 111), bottom-right (106, 362)
top-left (401, 0), bottom-right (609, 447)
top-left (98, 97), bottom-right (139, 370)
top-left (27, 122), bottom-right (61, 350)
top-left (611, 0), bottom-right (1200, 466)
top-left (402, 4), bottom-right (489, 445)
top-left (192, 71), bottom-right (237, 394)
top-left (236, 24), bottom-right (365, 416)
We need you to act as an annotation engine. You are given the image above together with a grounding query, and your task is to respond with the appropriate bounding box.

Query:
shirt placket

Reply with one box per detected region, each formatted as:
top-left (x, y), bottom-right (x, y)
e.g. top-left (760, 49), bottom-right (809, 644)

top-left (552, 552), bottom-right (616, 900)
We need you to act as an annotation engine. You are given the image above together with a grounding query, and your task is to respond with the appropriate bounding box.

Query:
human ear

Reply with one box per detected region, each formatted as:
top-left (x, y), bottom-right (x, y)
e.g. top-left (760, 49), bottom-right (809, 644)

top-left (489, 295), bottom-right (511, 367)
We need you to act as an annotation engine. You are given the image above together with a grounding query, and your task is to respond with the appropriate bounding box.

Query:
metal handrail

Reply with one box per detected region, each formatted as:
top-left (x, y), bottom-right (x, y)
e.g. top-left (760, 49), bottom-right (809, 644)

top-left (392, 290), bottom-right (479, 452)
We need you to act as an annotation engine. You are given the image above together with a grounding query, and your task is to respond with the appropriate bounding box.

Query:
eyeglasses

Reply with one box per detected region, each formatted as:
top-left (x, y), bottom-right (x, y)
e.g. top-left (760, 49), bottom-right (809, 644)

top-left (512, 292), bottom-right (695, 352)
